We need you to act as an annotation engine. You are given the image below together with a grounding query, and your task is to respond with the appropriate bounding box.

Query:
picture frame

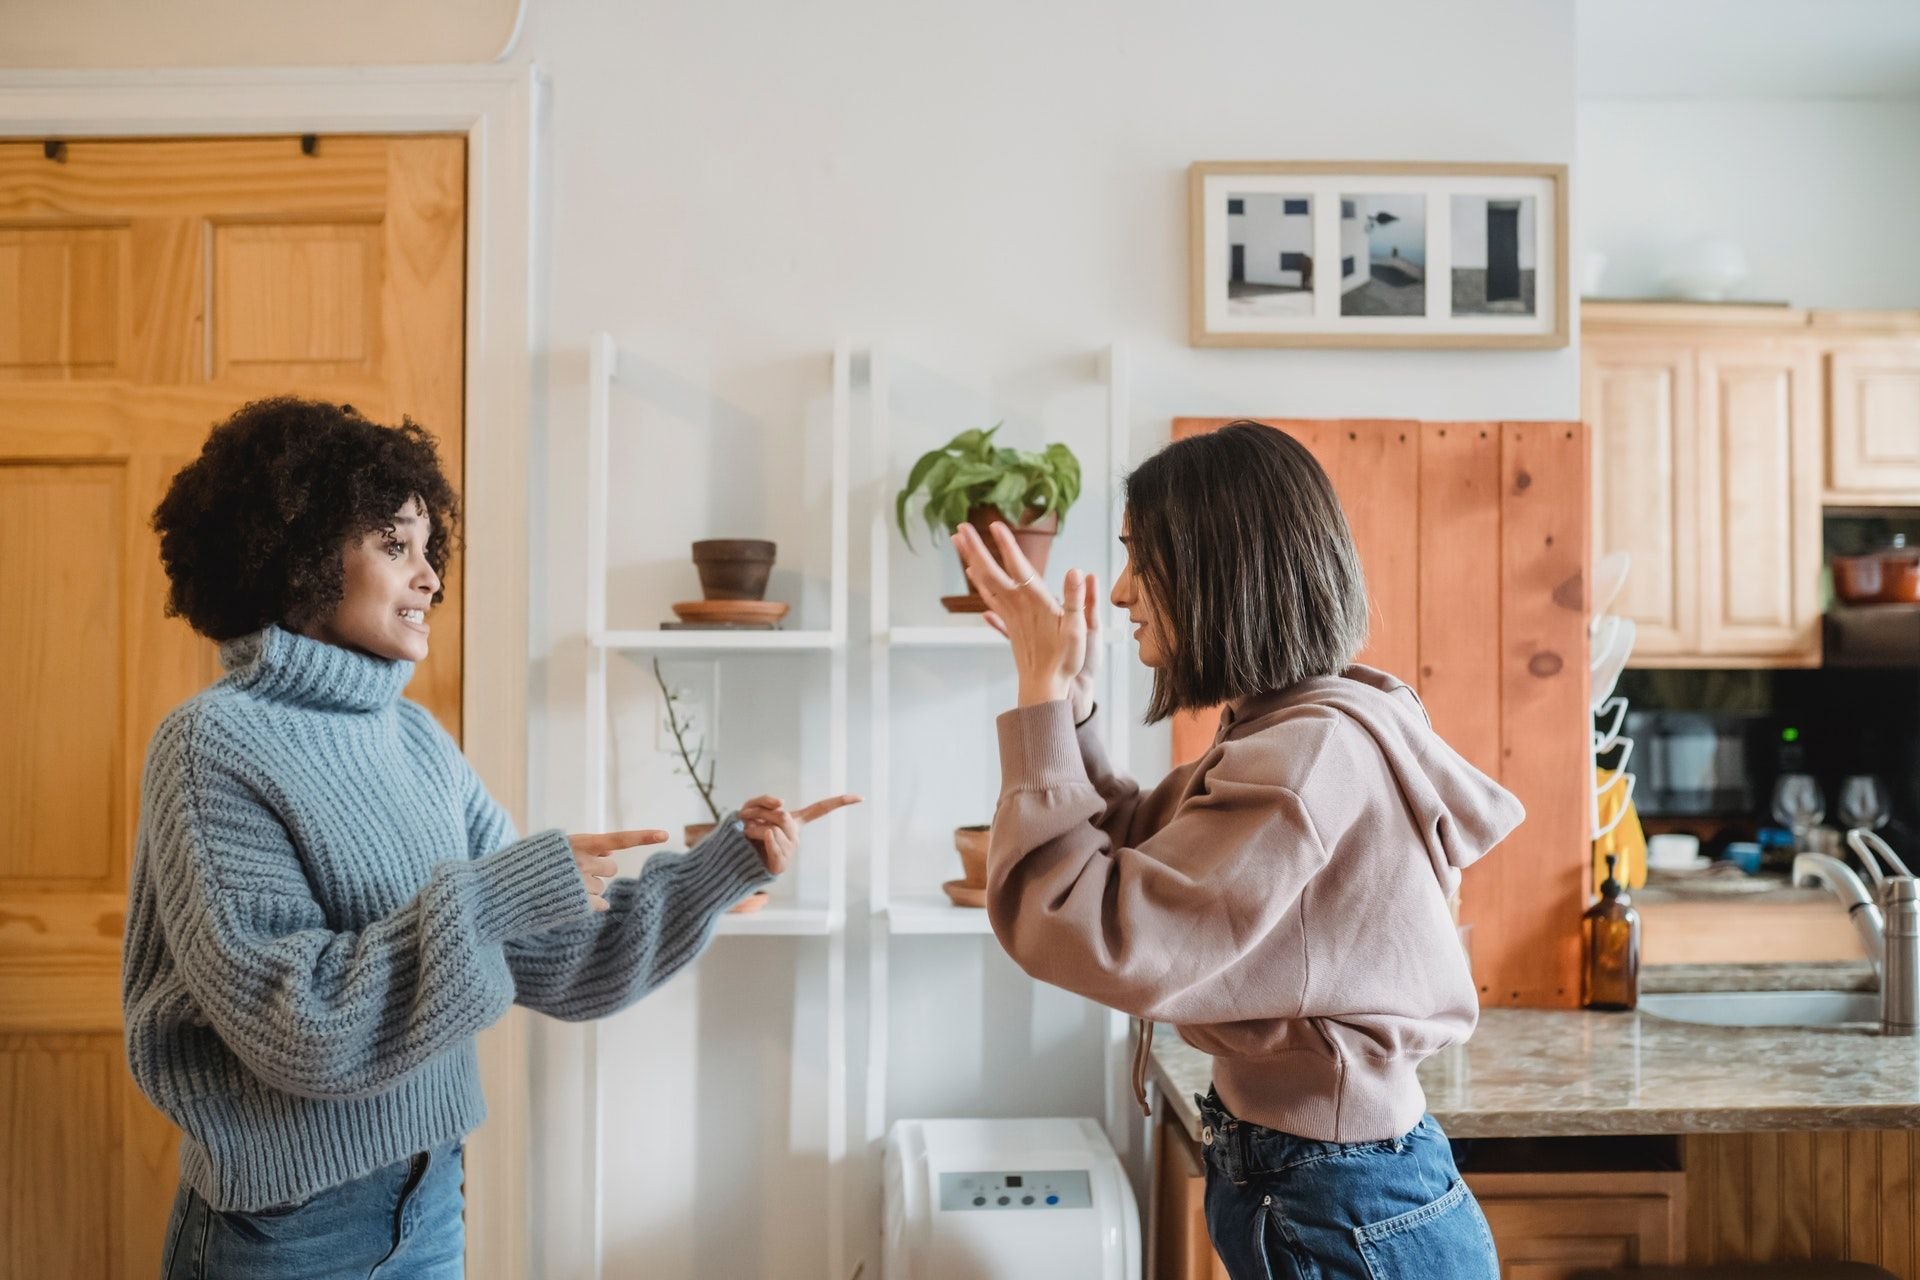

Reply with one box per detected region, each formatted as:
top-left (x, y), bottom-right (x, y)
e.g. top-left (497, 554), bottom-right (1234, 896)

top-left (1188, 161), bottom-right (1569, 349)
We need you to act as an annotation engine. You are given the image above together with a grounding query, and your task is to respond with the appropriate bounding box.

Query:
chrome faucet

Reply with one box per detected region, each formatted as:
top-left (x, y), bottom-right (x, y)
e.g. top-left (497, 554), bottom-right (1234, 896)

top-left (1794, 851), bottom-right (1919, 1035)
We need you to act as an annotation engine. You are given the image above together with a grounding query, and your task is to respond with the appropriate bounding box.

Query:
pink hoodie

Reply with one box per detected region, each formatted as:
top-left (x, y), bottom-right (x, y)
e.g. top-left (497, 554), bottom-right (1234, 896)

top-left (988, 665), bottom-right (1525, 1143)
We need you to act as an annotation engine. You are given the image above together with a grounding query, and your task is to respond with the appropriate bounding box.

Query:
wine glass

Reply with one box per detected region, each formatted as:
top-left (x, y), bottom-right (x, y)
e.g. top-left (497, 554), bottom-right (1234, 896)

top-left (1771, 773), bottom-right (1826, 852)
top-left (1839, 775), bottom-right (1893, 833)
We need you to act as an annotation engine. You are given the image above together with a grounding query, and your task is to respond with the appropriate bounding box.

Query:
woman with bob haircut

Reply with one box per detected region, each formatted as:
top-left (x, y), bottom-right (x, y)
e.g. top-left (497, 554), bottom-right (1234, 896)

top-left (954, 420), bottom-right (1521, 1279)
top-left (125, 397), bottom-right (853, 1279)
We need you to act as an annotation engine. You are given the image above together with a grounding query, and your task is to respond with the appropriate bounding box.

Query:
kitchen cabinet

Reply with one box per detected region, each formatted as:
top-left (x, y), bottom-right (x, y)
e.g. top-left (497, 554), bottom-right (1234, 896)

top-left (1469, 1170), bottom-right (1687, 1278)
top-left (1827, 340), bottom-right (1920, 504)
top-left (1151, 1113), bottom-right (1229, 1280)
top-left (1583, 306), bottom-right (1823, 667)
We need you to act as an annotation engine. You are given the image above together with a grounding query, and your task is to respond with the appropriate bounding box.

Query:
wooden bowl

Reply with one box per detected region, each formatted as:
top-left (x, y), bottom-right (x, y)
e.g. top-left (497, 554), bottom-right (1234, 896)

top-left (670, 599), bottom-right (790, 627)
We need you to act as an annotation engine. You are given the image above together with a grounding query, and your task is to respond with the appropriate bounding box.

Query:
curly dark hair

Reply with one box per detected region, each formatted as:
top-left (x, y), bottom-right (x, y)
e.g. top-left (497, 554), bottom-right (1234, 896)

top-left (152, 397), bottom-right (461, 640)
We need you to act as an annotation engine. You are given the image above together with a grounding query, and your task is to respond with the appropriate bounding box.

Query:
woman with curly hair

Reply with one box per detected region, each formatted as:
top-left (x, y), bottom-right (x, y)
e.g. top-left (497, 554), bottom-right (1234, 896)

top-left (124, 397), bottom-right (855, 1279)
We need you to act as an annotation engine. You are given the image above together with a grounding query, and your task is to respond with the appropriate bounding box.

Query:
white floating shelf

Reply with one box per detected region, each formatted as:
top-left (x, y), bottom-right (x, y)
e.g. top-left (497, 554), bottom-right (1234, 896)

top-left (593, 628), bottom-right (842, 653)
top-left (887, 625), bottom-right (1006, 648)
top-left (886, 626), bottom-right (1129, 650)
top-left (886, 893), bottom-right (996, 935)
top-left (714, 906), bottom-right (839, 937)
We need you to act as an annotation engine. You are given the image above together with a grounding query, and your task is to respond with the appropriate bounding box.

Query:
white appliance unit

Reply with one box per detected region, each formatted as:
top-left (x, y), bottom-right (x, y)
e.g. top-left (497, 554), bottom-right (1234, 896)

top-left (884, 1117), bottom-right (1140, 1280)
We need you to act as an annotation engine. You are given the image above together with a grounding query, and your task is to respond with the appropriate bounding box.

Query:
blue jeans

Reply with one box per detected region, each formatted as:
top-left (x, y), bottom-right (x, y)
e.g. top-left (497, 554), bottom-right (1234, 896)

top-left (1196, 1091), bottom-right (1498, 1280)
top-left (159, 1141), bottom-right (465, 1280)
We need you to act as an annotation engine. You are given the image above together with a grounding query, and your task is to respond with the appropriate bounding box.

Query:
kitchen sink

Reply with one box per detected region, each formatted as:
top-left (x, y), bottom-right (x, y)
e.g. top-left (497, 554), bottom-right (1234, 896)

top-left (1639, 989), bottom-right (1880, 1029)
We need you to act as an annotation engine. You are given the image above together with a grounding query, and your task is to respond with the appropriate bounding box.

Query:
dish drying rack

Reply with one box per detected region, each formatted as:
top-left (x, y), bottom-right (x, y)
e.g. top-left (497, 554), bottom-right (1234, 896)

top-left (1591, 551), bottom-right (1636, 845)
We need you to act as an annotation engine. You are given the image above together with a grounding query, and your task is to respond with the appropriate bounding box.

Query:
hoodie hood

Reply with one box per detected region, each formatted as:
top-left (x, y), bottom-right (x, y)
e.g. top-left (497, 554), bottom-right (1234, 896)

top-left (1226, 665), bottom-right (1525, 884)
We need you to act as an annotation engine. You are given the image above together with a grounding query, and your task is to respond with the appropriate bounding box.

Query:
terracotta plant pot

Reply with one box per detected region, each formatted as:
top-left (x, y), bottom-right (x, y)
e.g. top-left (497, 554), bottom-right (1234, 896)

top-left (943, 507), bottom-right (1059, 614)
top-left (686, 821), bottom-right (768, 915)
top-left (691, 539), bottom-right (776, 601)
top-left (954, 824), bottom-right (991, 888)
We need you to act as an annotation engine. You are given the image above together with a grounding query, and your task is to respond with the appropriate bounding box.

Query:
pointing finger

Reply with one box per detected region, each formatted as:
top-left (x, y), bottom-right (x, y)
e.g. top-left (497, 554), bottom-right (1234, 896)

top-left (794, 794), bottom-right (863, 824)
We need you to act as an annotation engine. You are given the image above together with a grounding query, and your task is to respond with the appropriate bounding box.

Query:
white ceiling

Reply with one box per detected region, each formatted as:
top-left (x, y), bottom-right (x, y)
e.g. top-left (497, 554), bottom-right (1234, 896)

top-left (1579, 0), bottom-right (1920, 99)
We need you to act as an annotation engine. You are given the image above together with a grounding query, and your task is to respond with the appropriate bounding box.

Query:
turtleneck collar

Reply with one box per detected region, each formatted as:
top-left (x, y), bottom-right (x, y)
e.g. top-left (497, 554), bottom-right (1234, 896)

top-left (218, 626), bottom-right (414, 713)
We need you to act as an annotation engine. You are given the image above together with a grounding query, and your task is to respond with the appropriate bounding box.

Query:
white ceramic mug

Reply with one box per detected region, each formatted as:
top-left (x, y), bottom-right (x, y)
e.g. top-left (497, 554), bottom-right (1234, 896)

top-left (1647, 833), bottom-right (1701, 869)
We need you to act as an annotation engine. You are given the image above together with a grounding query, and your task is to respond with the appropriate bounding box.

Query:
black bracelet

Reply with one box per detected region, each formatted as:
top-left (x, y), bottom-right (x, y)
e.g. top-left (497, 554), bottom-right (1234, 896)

top-left (1074, 702), bottom-right (1098, 729)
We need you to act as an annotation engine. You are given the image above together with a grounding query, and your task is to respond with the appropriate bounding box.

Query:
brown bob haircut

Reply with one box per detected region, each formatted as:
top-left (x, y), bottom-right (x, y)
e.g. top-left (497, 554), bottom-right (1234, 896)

top-left (1124, 421), bottom-right (1369, 723)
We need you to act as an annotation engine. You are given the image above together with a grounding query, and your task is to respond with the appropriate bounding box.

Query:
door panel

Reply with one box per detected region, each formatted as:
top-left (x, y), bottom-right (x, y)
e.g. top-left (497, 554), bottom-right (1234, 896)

top-left (1696, 343), bottom-right (1821, 659)
top-left (1581, 339), bottom-right (1696, 655)
top-left (1829, 343), bottom-right (1920, 499)
top-left (0, 463), bottom-right (124, 884)
top-left (0, 134), bottom-right (466, 1280)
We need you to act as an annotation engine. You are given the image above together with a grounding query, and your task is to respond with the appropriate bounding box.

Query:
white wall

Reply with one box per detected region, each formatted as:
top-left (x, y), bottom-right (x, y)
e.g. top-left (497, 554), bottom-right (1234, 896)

top-left (519, 2), bottom-right (1577, 1277)
top-left (1579, 100), bottom-right (1920, 307)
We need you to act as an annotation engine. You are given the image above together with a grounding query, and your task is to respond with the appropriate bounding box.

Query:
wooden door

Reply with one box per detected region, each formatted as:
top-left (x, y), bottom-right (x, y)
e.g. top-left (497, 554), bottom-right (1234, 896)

top-left (1829, 342), bottom-right (1920, 503)
top-left (0, 135), bottom-right (465, 1280)
top-left (1581, 337), bottom-right (1698, 656)
top-left (1696, 341), bottom-right (1822, 662)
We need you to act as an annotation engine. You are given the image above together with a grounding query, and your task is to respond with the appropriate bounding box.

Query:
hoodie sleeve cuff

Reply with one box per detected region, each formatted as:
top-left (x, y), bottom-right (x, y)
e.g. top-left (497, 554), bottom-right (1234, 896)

top-left (996, 699), bottom-right (1093, 794)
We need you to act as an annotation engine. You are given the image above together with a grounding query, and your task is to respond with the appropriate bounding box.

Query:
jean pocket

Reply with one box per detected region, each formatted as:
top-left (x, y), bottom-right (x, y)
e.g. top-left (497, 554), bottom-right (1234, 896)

top-left (1352, 1177), bottom-right (1498, 1280)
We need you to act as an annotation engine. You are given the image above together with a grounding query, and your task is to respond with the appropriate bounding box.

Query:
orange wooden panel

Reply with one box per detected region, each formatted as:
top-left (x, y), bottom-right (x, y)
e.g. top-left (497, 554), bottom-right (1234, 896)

top-left (0, 1036), bottom-right (117, 1279)
top-left (0, 225), bottom-right (129, 381)
top-left (1323, 421), bottom-right (1421, 682)
top-left (1416, 422), bottom-right (1503, 776)
top-left (0, 463), bottom-right (124, 886)
top-left (1487, 422), bottom-right (1587, 1008)
top-left (0, 138), bottom-right (390, 219)
top-left (212, 219), bottom-right (383, 380)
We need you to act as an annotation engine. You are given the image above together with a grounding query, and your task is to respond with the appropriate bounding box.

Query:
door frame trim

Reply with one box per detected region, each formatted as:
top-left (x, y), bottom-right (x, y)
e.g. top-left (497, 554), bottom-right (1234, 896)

top-left (0, 65), bottom-right (540, 1280)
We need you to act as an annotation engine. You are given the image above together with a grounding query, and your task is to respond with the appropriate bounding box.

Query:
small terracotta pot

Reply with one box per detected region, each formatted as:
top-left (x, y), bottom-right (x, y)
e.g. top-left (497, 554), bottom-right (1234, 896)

top-left (954, 824), bottom-right (991, 888)
top-left (687, 821), bottom-right (771, 915)
top-left (944, 506), bottom-right (1058, 614)
top-left (692, 539), bottom-right (777, 601)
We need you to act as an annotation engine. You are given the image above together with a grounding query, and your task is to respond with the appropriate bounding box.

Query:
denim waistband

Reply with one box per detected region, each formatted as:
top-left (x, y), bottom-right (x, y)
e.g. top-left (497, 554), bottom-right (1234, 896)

top-left (1194, 1087), bottom-right (1429, 1186)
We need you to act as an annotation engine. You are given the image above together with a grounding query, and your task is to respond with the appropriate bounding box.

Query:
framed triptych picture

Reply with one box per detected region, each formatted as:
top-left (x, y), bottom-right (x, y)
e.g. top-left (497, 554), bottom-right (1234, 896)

top-left (1189, 161), bottom-right (1569, 349)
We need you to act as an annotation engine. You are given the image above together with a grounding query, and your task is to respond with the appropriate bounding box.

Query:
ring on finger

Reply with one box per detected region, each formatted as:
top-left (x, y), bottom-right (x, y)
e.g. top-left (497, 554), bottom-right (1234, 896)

top-left (1013, 573), bottom-right (1037, 589)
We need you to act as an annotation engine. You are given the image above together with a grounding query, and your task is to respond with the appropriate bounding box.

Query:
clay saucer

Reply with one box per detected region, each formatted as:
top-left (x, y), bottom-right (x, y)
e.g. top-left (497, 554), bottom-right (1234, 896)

top-left (939, 593), bottom-right (990, 614)
top-left (670, 599), bottom-right (790, 627)
top-left (941, 879), bottom-right (987, 909)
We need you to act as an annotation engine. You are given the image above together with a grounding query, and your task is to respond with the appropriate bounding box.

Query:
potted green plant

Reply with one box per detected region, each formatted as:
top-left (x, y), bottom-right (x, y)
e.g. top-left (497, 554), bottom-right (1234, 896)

top-left (652, 658), bottom-right (768, 914)
top-left (894, 424), bottom-right (1082, 613)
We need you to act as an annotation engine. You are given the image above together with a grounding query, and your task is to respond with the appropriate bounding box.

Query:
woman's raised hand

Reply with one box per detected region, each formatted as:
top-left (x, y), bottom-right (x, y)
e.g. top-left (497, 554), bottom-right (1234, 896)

top-left (738, 793), bottom-right (863, 876)
top-left (567, 829), bottom-right (669, 912)
top-left (952, 521), bottom-right (1097, 711)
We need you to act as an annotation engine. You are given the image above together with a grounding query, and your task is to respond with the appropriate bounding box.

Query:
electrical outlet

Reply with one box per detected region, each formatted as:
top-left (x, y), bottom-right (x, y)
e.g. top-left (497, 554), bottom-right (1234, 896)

top-left (654, 661), bottom-right (720, 756)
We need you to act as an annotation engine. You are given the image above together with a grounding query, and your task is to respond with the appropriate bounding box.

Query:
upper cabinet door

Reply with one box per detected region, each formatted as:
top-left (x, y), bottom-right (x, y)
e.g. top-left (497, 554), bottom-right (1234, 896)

top-left (1696, 342), bottom-right (1823, 662)
top-left (1582, 338), bottom-right (1698, 655)
top-left (1829, 342), bottom-right (1920, 503)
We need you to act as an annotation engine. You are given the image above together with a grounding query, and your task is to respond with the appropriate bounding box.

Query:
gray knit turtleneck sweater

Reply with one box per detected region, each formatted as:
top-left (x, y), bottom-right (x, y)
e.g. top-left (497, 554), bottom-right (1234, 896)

top-left (122, 626), bottom-right (770, 1212)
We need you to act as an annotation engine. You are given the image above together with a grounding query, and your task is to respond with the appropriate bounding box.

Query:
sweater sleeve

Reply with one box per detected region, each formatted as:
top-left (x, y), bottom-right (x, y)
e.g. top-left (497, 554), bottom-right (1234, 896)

top-left (466, 781), bottom-right (773, 1020)
top-left (501, 819), bottom-right (773, 1021)
top-left (146, 714), bottom-right (595, 1102)
top-left (986, 699), bottom-right (1330, 1023)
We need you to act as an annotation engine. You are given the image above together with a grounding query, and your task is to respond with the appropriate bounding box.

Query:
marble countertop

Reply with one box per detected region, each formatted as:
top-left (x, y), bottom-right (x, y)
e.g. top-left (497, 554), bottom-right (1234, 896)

top-left (1149, 1001), bottom-right (1920, 1143)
